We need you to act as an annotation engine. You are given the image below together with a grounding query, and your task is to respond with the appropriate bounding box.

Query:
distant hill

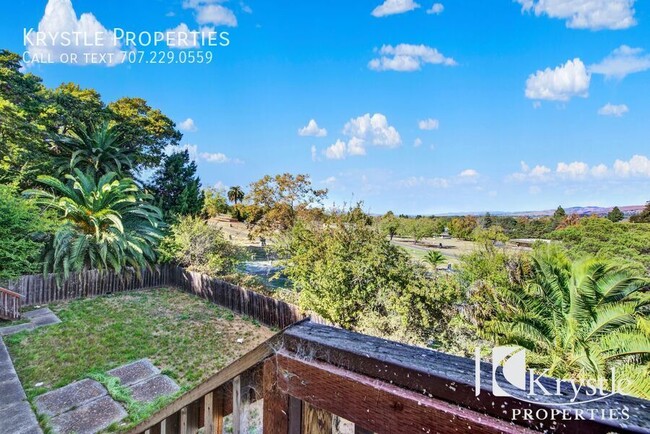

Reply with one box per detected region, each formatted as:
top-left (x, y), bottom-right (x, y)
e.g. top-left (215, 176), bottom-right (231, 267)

top-left (437, 205), bottom-right (645, 218)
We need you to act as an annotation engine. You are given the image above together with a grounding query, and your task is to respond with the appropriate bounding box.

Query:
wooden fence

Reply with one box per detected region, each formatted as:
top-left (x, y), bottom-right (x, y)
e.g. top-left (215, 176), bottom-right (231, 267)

top-left (0, 287), bottom-right (22, 321)
top-left (1, 265), bottom-right (308, 329)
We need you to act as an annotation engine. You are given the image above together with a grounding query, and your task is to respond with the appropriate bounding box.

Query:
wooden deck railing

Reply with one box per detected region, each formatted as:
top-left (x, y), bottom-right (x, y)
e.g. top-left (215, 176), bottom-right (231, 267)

top-left (127, 321), bottom-right (650, 434)
top-left (0, 287), bottom-right (22, 321)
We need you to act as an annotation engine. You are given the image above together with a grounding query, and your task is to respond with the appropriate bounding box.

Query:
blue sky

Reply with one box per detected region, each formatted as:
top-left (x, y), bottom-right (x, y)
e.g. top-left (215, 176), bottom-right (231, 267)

top-left (2, 0), bottom-right (650, 214)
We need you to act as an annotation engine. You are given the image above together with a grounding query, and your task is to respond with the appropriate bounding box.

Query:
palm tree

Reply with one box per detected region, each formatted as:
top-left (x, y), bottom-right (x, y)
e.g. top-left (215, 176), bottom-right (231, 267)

top-left (24, 169), bottom-right (163, 277)
top-left (52, 121), bottom-right (134, 176)
top-left (227, 186), bottom-right (245, 204)
top-left (424, 250), bottom-right (446, 270)
top-left (489, 245), bottom-right (650, 380)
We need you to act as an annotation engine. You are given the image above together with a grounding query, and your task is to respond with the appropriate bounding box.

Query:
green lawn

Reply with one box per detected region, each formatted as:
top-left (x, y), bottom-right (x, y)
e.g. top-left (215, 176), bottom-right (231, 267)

top-left (4, 288), bottom-right (274, 431)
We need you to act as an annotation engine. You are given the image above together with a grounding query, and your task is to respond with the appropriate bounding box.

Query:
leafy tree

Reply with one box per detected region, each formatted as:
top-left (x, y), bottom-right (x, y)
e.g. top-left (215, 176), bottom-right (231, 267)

top-left (279, 212), bottom-right (460, 339)
top-left (202, 187), bottom-right (229, 217)
top-left (158, 216), bottom-right (242, 276)
top-left (488, 245), bottom-right (650, 380)
top-left (607, 206), bottom-right (624, 223)
top-left (379, 211), bottom-right (400, 240)
top-left (449, 216), bottom-right (478, 240)
top-left (227, 186), bottom-right (245, 204)
top-left (554, 205), bottom-right (567, 220)
top-left (630, 202), bottom-right (650, 223)
top-left (0, 185), bottom-right (54, 279)
top-left (147, 150), bottom-right (204, 219)
top-left (44, 83), bottom-right (108, 134)
top-left (246, 173), bottom-right (327, 237)
top-left (25, 170), bottom-right (164, 277)
top-left (551, 217), bottom-right (650, 270)
top-left (51, 121), bottom-right (134, 176)
top-left (424, 250), bottom-right (446, 270)
top-left (483, 212), bottom-right (493, 228)
top-left (404, 218), bottom-right (437, 244)
top-left (108, 97), bottom-right (182, 170)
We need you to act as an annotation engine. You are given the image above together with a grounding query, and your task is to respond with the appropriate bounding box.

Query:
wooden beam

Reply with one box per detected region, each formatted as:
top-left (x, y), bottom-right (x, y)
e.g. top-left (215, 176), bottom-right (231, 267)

top-left (233, 376), bottom-right (241, 434)
top-left (302, 401), bottom-right (332, 434)
top-left (263, 357), bottom-right (290, 434)
top-left (273, 352), bottom-right (533, 434)
top-left (288, 397), bottom-right (302, 434)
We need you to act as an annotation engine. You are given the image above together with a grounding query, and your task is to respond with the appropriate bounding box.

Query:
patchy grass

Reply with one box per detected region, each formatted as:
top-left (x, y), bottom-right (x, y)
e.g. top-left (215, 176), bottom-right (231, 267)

top-left (5, 288), bottom-right (274, 430)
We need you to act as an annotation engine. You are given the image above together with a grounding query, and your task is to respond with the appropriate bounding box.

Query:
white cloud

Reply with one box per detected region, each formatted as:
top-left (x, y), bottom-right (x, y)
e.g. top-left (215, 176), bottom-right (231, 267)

top-left (240, 1), bottom-right (253, 14)
top-left (557, 161), bottom-right (589, 179)
top-left (413, 137), bottom-right (423, 147)
top-left (196, 4), bottom-right (237, 26)
top-left (165, 144), bottom-right (242, 164)
top-left (179, 118), bottom-right (198, 132)
top-left (512, 155), bottom-right (650, 183)
top-left (298, 119), bottom-right (327, 137)
top-left (323, 113), bottom-right (401, 160)
top-left (372, 0), bottom-right (420, 17)
top-left (311, 145), bottom-right (318, 161)
top-left (459, 169), bottom-right (479, 178)
top-left (324, 139), bottom-right (348, 160)
top-left (369, 44), bottom-right (456, 72)
top-left (590, 45), bottom-right (650, 80)
top-left (418, 118), bottom-right (440, 130)
top-left (515, 0), bottom-right (636, 30)
top-left (613, 155), bottom-right (650, 177)
top-left (343, 113), bottom-right (401, 147)
top-left (183, 0), bottom-right (238, 27)
top-left (525, 58), bottom-right (591, 101)
top-left (427, 3), bottom-right (444, 14)
top-left (25, 0), bottom-right (123, 66)
top-left (598, 103), bottom-right (629, 117)
top-left (322, 176), bottom-right (337, 186)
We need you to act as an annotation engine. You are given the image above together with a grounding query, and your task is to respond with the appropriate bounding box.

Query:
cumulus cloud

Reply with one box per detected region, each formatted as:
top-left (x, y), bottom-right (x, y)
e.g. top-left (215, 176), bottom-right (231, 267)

top-left (515, 0), bottom-right (636, 30)
top-left (183, 0), bottom-right (238, 27)
top-left (369, 44), bottom-right (456, 72)
top-left (427, 3), bottom-right (444, 14)
top-left (590, 45), bottom-right (650, 80)
top-left (512, 156), bottom-right (650, 182)
top-left (459, 169), bottom-right (479, 178)
top-left (165, 144), bottom-right (242, 164)
top-left (525, 58), bottom-right (591, 101)
top-left (413, 137), bottom-right (423, 147)
top-left (179, 118), bottom-right (198, 132)
top-left (372, 0), bottom-right (420, 17)
top-left (397, 176), bottom-right (449, 189)
top-left (25, 0), bottom-right (123, 66)
top-left (298, 119), bottom-right (327, 137)
top-left (418, 118), bottom-right (440, 130)
top-left (598, 103), bottom-right (629, 117)
top-left (323, 113), bottom-right (401, 160)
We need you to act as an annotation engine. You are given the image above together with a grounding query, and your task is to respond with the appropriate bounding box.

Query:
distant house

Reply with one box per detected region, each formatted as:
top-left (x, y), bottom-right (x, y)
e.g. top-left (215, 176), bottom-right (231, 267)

top-left (509, 238), bottom-right (551, 248)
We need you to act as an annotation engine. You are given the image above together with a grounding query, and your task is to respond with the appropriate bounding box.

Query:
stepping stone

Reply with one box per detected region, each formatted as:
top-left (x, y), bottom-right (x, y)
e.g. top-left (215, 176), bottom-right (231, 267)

top-left (35, 379), bottom-right (107, 417)
top-left (0, 401), bottom-right (42, 434)
top-left (22, 308), bottom-right (53, 320)
top-left (30, 314), bottom-right (61, 327)
top-left (0, 379), bottom-right (27, 408)
top-left (107, 358), bottom-right (159, 386)
top-left (49, 395), bottom-right (127, 434)
top-left (128, 374), bottom-right (180, 403)
top-left (0, 322), bottom-right (35, 336)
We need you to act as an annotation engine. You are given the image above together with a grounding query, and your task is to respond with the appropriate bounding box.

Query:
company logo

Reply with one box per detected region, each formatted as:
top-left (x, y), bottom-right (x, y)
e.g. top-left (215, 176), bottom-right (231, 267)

top-left (474, 346), bottom-right (631, 422)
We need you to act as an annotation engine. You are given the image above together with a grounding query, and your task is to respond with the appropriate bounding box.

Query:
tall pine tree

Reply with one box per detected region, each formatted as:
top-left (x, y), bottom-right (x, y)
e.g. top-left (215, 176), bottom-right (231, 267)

top-left (147, 150), bottom-right (203, 219)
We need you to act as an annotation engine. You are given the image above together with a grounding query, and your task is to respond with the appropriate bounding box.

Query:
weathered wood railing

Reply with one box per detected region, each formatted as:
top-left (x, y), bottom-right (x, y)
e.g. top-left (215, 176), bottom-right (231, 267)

top-left (127, 321), bottom-right (650, 434)
top-left (1, 265), bottom-right (310, 329)
top-left (0, 287), bottom-right (22, 321)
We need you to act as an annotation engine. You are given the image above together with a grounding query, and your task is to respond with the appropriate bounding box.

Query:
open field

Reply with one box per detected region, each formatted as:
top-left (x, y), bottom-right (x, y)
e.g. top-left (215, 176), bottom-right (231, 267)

top-left (4, 288), bottom-right (274, 430)
top-left (392, 236), bottom-right (529, 266)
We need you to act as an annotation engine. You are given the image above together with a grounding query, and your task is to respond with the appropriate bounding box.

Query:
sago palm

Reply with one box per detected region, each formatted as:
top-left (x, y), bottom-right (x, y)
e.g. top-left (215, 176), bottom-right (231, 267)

top-left (24, 169), bottom-right (163, 277)
top-left (489, 245), bottom-right (650, 379)
top-left (424, 250), bottom-right (446, 270)
top-left (52, 121), bottom-right (134, 176)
